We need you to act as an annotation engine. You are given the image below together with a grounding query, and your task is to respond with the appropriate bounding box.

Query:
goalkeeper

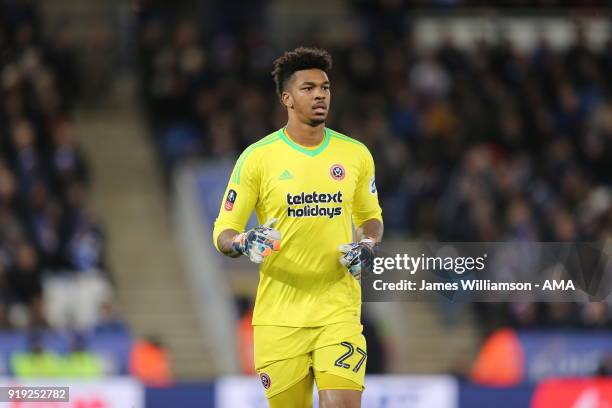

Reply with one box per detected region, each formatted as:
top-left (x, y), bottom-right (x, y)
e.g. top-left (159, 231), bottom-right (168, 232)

top-left (213, 46), bottom-right (383, 408)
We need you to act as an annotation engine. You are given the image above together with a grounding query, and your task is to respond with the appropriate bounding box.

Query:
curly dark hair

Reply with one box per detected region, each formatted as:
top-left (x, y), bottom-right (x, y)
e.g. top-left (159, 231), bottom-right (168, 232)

top-left (271, 46), bottom-right (332, 96)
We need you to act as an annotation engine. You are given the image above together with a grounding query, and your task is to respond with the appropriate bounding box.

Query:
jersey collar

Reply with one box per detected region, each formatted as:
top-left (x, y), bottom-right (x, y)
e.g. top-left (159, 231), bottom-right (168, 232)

top-left (278, 127), bottom-right (330, 157)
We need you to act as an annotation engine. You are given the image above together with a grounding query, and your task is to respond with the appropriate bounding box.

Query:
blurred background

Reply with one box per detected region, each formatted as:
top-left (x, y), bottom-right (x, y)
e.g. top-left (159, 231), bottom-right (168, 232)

top-left (0, 0), bottom-right (611, 406)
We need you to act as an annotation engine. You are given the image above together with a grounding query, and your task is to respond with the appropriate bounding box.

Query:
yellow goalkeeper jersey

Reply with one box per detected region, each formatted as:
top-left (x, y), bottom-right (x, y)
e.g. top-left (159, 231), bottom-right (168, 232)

top-left (213, 127), bottom-right (382, 327)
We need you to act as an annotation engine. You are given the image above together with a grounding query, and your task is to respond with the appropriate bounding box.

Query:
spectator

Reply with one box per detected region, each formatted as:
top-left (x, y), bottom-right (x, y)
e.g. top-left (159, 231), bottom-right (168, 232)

top-left (129, 334), bottom-right (173, 386)
top-left (235, 296), bottom-right (255, 375)
top-left (5, 242), bottom-right (45, 328)
top-left (50, 118), bottom-right (90, 190)
top-left (62, 334), bottom-right (105, 378)
top-left (9, 120), bottom-right (48, 196)
top-left (597, 353), bottom-right (612, 376)
top-left (362, 313), bottom-right (387, 374)
top-left (470, 328), bottom-right (523, 387)
top-left (11, 332), bottom-right (62, 377)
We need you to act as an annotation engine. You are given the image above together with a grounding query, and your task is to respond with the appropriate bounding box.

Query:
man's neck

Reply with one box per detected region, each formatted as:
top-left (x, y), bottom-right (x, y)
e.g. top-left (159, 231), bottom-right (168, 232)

top-left (285, 120), bottom-right (325, 147)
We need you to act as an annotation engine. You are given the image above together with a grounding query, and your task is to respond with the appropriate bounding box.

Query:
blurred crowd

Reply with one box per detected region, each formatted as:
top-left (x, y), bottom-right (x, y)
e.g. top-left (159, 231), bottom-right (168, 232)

top-left (353, 0), bottom-right (612, 11)
top-left (0, 1), bottom-right (114, 331)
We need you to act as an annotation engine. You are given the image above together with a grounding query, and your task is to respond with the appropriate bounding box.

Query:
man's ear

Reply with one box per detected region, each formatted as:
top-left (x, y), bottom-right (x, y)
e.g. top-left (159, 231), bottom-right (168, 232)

top-left (281, 91), bottom-right (293, 109)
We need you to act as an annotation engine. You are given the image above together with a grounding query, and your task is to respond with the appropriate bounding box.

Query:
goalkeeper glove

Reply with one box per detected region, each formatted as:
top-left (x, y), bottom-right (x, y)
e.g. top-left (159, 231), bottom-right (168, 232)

top-left (232, 218), bottom-right (281, 264)
top-left (338, 238), bottom-right (377, 280)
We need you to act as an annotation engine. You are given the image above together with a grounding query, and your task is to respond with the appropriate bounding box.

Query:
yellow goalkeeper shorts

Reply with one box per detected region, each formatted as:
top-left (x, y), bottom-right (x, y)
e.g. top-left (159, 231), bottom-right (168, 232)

top-left (254, 322), bottom-right (367, 398)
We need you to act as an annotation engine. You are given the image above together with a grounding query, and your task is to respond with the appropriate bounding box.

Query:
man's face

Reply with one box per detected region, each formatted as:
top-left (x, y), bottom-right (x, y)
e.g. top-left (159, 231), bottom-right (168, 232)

top-left (282, 69), bottom-right (330, 126)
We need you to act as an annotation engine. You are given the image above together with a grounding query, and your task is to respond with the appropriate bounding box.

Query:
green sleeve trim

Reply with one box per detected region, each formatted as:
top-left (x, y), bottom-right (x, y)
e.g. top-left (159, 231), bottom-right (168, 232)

top-left (328, 129), bottom-right (367, 148)
top-left (279, 128), bottom-right (331, 157)
top-left (232, 135), bottom-right (280, 184)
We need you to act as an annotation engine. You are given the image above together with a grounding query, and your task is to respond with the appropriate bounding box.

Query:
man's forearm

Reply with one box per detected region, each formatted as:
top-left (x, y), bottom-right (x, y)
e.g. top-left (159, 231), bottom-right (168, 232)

top-left (356, 218), bottom-right (384, 243)
top-left (217, 229), bottom-right (241, 257)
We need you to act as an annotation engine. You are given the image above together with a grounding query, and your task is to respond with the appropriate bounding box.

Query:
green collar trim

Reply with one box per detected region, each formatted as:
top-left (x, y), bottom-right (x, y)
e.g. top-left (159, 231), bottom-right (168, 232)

top-left (279, 128), bottom-right (330, 157)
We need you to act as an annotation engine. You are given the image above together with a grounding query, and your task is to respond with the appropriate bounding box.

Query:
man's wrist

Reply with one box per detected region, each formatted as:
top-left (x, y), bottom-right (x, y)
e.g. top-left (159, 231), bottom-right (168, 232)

top-left (230, 233), bottom-right (246, 256)
top-left (359, 237), bottom-right (377, 249)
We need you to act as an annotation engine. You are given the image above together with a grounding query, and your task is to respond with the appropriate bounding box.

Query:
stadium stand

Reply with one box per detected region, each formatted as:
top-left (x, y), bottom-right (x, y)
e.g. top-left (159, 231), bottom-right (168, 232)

top-left (0, 0), bottom-right (131, 377)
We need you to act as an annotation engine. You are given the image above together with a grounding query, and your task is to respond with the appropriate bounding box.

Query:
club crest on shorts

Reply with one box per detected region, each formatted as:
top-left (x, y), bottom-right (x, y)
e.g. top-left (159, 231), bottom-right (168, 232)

top-left (260, 372), bottom-right (271, 389)
top-left (330, 164), bottom-right (346, 181)
top-left (224, 189), bottom-right (237, 211)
